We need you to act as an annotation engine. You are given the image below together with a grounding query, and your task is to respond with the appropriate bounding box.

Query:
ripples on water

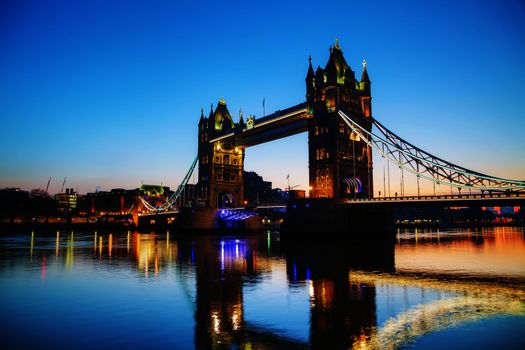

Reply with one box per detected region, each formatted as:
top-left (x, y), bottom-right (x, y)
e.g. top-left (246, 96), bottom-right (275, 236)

top-left (1, 227), bottom-right (524, 349)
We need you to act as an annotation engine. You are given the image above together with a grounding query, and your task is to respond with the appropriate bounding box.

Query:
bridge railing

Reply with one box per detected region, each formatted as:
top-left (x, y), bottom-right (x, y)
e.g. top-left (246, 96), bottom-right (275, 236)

top-left (346, 192), bottom-right (525, 202)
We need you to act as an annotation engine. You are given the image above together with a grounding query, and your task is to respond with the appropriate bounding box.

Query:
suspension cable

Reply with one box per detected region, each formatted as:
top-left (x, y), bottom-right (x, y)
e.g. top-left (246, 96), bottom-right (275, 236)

top-left (141, 155), bottom-right (198, 213)
top-left (338, 110), bottom-right (525, 192)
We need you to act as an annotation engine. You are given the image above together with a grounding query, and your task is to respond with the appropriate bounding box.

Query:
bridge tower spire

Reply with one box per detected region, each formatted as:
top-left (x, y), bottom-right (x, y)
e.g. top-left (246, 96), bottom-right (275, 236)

top-left (307, 40), bottom-right (374, 199)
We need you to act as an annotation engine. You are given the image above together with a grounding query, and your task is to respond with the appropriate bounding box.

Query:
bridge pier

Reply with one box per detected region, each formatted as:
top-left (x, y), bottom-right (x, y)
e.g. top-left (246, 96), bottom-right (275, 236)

top-left (174, 207), bottom-right (263, 232)
top-left (282, 198), bottom-right (395, 240)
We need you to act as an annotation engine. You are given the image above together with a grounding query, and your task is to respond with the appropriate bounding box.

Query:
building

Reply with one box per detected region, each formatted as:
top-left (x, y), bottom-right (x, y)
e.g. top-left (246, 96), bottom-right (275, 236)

top-left (197, 99), bottom-right (245, 208)
top-left (306, 40), bottom-right (373, 198)
top-left (243, 171), bottom-right (272, 206)
top-left (78, 188), bottom-right (138, 217)
top-left (54, 188), bottom-right (77, 214)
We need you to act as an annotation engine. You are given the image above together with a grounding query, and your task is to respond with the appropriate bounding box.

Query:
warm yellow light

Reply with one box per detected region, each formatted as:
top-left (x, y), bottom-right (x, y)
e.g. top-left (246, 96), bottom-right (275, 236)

top-left (216, 143), bottom-right (221, 150)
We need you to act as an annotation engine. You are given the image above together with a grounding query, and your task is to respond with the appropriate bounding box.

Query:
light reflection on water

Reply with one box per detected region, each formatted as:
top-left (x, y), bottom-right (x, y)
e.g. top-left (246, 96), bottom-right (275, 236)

top-left (0, 227), bottom-right (524, 349)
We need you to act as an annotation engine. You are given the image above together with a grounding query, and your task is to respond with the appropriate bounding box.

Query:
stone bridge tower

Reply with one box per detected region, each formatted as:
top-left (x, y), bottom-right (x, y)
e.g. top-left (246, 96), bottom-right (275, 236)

top-left (197, 98), bottom-right (245, 208)
top-left (306, 40), bottom-right (373, 199)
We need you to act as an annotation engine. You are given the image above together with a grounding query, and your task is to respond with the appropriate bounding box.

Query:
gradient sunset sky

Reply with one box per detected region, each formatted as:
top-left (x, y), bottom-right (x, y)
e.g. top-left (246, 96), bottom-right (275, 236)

top-left (1, 0), bottom-right (524, 195)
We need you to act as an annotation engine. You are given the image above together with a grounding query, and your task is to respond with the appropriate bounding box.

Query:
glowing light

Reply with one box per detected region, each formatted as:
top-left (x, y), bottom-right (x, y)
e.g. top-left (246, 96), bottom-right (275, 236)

top-left (30, 231), bottom-right (34, 260)
top-left (108, 234), bottom-right (113, 257)
top-left (232, 304), bottom-right (242, 331)
top-left (56, 231), bottom-right (60, 257)
top-left (220, 243), bottom-right (225, 271)
top-left (211, 311), bottom-right (220, 334)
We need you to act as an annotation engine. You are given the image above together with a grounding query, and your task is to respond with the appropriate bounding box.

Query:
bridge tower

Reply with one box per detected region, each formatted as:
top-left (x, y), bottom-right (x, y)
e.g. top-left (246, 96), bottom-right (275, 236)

top-left (197, 98), bottom-right (245, 208)
top-left (306, 40), bottom-right (373, 199)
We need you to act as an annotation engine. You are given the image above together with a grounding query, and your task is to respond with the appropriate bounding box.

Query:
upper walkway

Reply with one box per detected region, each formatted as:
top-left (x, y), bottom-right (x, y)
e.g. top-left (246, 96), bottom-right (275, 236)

top-left (209, 102), bottom-right (308, 147)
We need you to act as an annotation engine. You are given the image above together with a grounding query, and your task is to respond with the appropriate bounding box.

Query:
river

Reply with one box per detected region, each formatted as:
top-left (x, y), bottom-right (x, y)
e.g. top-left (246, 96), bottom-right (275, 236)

top-left (1, 227), bottom-right (524, 349)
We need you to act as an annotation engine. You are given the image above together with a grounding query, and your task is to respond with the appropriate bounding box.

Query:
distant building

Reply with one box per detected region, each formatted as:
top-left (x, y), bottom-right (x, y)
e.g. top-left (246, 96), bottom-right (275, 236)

top-left (78, 188), bottom-right (140, 216)
top-left (243, 171), bottom-right (272, 206)
top-left (54, 188), bottom-right (77, 213)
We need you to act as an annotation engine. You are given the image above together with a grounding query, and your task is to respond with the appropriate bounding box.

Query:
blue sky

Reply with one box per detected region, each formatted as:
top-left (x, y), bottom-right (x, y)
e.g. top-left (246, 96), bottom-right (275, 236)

top-left (1, 0), bottom-right (524, 194)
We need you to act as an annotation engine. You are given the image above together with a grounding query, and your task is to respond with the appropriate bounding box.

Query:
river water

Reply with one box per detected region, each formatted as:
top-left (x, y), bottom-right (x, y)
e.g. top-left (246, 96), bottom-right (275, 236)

top-left (1, 227), bottom-right (524, 349)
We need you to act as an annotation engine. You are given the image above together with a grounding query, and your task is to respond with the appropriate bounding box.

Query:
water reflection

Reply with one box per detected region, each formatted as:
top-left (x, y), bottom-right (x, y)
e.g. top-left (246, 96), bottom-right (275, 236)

top-left (1, 227), bottom-right (524, 349)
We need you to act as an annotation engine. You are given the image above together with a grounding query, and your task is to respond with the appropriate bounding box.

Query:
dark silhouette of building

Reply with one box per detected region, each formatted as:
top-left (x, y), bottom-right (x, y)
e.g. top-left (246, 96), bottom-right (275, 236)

top-left (54, 188), bottom-right (77, 214)
top-left (306, 40), bottom-right (373, 199)
top-left (243, 171), bottom-right (272, 206)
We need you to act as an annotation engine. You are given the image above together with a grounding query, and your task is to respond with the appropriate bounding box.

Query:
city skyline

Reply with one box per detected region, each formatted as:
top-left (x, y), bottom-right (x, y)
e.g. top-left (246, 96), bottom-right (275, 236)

top-left (1, 0), bottom-right (524, 195)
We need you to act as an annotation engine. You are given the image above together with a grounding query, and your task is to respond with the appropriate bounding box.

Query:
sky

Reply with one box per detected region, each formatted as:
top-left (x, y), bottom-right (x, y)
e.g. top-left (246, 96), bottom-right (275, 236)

top-left (1, 0), bottom-right (524, 195)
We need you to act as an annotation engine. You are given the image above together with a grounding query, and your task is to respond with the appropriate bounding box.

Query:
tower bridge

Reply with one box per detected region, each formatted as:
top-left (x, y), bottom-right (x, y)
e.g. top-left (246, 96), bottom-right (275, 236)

top-left (197, 40), bottom-right (375, 209)
top-left (138, 40), bottom-right (525, 230)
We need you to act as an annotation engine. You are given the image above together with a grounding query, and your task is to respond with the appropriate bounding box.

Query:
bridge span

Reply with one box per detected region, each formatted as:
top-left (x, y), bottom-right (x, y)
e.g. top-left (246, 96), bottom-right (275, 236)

top-left (345, 192), bottom-right (525, 207)
top-left (136, 41), bottom-right (524, 232)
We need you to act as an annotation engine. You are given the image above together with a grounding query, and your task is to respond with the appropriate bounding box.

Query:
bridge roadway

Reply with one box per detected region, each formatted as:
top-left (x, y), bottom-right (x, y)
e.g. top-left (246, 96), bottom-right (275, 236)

top-left (140, 193), bottom-right (524, 218)
top-left (345, 192), bottom-right (525, 208)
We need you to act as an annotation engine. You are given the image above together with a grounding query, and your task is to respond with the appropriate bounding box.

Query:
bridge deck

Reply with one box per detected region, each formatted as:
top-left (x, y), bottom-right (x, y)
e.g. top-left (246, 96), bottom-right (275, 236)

top-left (210, 102), bottom-right (308, 147)
top-left (346, 193), bottom-right (525, 207)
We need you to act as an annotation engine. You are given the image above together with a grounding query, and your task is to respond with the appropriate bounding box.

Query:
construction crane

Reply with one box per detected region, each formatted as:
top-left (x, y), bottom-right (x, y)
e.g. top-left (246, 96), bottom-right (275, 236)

top-left (60, 177), bottom-right (67, 193)
top-left (285, 174), bottom-right (300, 192)
top-left (45, 177), bottom-right (51, 194)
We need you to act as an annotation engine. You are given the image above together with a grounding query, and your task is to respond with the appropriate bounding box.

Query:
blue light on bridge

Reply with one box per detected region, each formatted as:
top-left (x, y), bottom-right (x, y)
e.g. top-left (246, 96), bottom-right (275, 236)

top-left (218, 238), bottom-right (247, 272)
